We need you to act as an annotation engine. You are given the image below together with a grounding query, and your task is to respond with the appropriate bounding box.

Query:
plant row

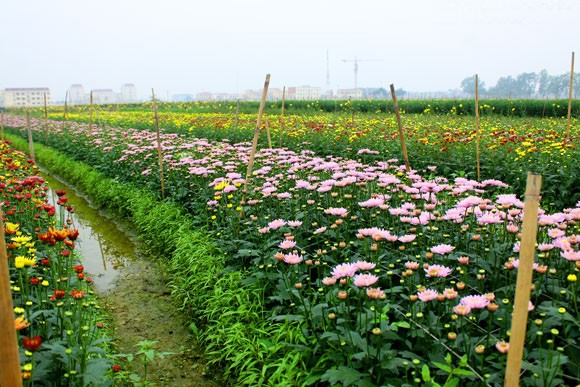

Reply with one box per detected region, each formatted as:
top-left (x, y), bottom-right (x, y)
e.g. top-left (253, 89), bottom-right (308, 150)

top-left (1, 140), bottom-right (115, 386)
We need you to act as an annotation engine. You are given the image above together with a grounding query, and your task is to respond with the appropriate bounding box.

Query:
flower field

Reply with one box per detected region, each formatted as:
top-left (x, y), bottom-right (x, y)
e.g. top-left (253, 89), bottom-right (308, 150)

top-left (40, 101), bottom-right (580, 209)
top-left (1, 140), bottom-right (114, 385)
top-left (2, 106), bottom-right (580, 386)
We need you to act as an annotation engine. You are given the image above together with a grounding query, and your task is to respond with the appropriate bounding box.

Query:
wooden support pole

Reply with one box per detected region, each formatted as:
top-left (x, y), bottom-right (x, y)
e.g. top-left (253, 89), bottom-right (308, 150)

top-left (62, 90), bottom-right (69, 130)
top-left (152, 89), bottom-right (166, 200)
top-left (0, 208), bottom-right (24, 387)
top-left (233, 98), bottom-right (240, 130)
top-left (265, 117), bottom-right (272, 148)
top-left (475, 74), bottom-right (481, 181)
top-left (1, 110), bottom-right (4, 141)
top-left (43, 93), bottom-right (49, 140)
top-left (89, 91), bottom-right (94, 130)
top-left (280, 86), bottom-right (286, 147)
top-left (566, 51), bottom-right (575, 137)
top-left (504, 172), bottom-right (542, 387)
top-left (242, 74), bottom-right (271, 204)
top-left (389, 84), bottom-right (411, 173)
top-left (26, 110), bottom-right (35, 162)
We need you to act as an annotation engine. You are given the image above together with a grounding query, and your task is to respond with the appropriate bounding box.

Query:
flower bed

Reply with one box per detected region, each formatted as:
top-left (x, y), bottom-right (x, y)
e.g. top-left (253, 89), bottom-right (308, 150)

top-left (1, 140), bottom-right (114, 386)
top-left (3, 116), bottom-right (580, 385)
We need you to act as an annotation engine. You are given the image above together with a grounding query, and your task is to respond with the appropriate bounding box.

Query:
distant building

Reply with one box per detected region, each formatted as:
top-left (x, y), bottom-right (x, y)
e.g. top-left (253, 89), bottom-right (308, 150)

top-left (0, 90), bottom-right (5, 107)
top-left (90, 89), bottom-right (116, 104)
top-left (120, 83), bottom-right (138, 102)
top-left (172, 94), bottom-right (195, 102)
top-left (286, 87), bottom-right (297, 100)
top-left (337, 88), bottom-right (363, 100)
top-left (195, 92), bottom-right (213, 101)
top-left (68, 84), bottom-right (86, 105)
top-left (3, 88), bottom-right (51, 107)
top-left (295, 86), bottom-right (321, 100)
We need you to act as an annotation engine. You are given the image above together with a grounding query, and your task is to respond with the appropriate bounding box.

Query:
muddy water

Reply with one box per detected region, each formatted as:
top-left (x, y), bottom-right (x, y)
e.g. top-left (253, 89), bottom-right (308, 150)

top-left (42, 172), bottom-right (215, 386)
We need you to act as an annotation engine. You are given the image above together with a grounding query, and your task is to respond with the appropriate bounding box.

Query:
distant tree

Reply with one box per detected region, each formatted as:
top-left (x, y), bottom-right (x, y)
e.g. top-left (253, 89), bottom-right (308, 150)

top-left (460, 76), bottom-right (486, 96)
top-left (537, 69), bottom-right (550, 97)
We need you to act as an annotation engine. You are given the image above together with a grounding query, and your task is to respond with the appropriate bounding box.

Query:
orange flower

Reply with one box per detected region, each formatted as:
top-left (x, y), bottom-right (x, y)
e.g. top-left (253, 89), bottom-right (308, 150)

top-left (14, 316), bottom-right (30, 331)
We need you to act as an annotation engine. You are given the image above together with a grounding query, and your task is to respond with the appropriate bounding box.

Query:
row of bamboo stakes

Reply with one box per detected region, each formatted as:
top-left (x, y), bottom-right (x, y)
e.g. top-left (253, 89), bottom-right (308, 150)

top-left (0, 51), bottom-right (575, 386)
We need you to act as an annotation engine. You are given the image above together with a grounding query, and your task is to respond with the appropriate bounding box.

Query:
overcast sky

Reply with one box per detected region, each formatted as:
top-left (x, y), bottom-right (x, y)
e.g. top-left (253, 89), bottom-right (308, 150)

top-left (2, 0), bottom-right (578, 100)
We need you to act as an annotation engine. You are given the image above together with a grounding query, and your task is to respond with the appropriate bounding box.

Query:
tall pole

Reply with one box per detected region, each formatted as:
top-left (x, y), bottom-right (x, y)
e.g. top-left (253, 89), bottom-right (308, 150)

top-left (242, 74), bottom-right (271, 204)
top-left (89, 90), bottom-right (94, 129)
top-left (43, 93), bottom-right (49, 140)
top-left (0, 208), bottom-right (24, 387)
top-left (390, 84), bottom-right (411, 173)
top-left (475, 74), bottom-right (481, 181)
top-left (26, 110), bottom-right (35, 162)
top-left (566, 51), bottom-right (575, 136)
top-left (152, 89), bottom-right (165, 200)
top-left (504, 173), bottom-right (542, 387)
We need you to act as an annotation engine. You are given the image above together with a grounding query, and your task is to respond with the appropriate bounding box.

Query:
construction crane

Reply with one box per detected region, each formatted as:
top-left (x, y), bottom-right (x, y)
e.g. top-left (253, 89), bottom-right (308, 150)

top-left (341, 57), bottom-right (382, 98)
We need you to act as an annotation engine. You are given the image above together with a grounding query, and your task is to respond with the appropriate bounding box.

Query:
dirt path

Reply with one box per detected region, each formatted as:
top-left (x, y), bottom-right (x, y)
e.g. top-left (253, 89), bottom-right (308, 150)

top-left (102, 256), bottom-right (215, 386)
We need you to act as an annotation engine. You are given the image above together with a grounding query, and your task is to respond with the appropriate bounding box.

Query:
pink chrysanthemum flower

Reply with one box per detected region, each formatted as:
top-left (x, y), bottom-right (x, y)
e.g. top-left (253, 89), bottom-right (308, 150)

top-left (457, 256), bottom-right (470, 265)
top-left (268, 219), bottom-right (287, 230)
top-left (417, 289), bottom-right (439, 302)
top-left (537, 243), bottom-right (554, 251)
top-left (331, 263), bottom-right (358, 278)
top-left (398, 234), bottom-right (417, 243)
top-left (324, 207), bottom-right (348, 217)
top-left (283, 253), bottom-right (303, 265)
top-left (353, 274), bottom-right (379, 287)
top-left (431, 244), bottom-right (455, 255)
top-left (453, 304), bottom-right (472, 316)
top-left (287, 220), bottom-right (303, 227)
top-left (354, 261), bottom-right (376, 271)
top-left (405, 261), bottom-right (420, 270)
top-left (460, 295), bottom-right (489, 309)
top-left (561, 249), bottom-right (580, 261)
top-left (366, 287), bottom-right (385, 299)
top-left (443, 288), bottom-right (458, 300)
top-left (424, 264), bottom-right (453, 278)
top-left (548, 228), bottom-right (565, 239)
top-left (495, 341), bottom-right (509, 354)
top-left (278, 239), bottom-right (297, 249)
top-left (322, 277), bottom-right (337, 286)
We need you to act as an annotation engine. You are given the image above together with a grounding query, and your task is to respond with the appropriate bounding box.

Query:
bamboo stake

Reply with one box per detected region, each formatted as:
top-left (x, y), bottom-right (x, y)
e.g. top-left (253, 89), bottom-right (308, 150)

top-left (26, 110), bottom-right (35, 162)
top-left (242, 74), bottom-right (271, 204)
top-left (280, 86), bottom-right (286, 147)
top-left (152, 89), bottom-right (165, 200)
top-left (89, 91), bottom-right (93, 130)
top-left (504, 172), bottom-right (542, 387)
top-left (233, 98), bottom-right (240, 130)
top-left (1, 110), bottom-right (4, 141)
top-left (43, 93), bottom-right (49, 140)
top-left (62, 90), bottom-right (68, 130)
top-left (566, 51), bottom-right (575, 136)
top-left (264, 117), bottom-right (272, 148)
top-left (389, 84), bottom-right (411, 173)
top-left (475, 74), bottom-right (481, 180)
top-left (0, 208), bottom-right (24, 387)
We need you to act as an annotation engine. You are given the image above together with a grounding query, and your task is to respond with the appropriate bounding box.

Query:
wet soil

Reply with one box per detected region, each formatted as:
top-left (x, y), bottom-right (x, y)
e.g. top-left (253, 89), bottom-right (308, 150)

top-left (43, 172), bottom-right (217, 386)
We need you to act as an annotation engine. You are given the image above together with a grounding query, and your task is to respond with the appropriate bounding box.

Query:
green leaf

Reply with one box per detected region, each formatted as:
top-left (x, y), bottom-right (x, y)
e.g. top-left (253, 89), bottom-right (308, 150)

top-left (422, 364), bottom-right (432, 382)
top-left (432, 361), bottom-right (452, 373)
top-left (321, 366), bottom-right (365, 386)
top-left (443, 378), bottom-right (460, 387)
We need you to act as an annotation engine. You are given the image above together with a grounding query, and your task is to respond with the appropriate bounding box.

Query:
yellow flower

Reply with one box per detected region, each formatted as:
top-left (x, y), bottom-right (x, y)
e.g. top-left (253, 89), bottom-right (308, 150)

top-left (14, 256), bottom-right (36, 269)
top-left (214, 181), bottom-right (229, 191)
top-left (5, 223), bottom-right (20, 234)
top-left (568, 274), bottom-right (577, 282)
top-left (15, 316), bottom-right (30, 330)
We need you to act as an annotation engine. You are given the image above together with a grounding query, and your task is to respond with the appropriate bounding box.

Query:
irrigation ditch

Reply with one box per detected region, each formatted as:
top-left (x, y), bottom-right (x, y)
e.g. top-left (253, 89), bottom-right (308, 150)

top-left (40, 170), bottom-right (216, 386)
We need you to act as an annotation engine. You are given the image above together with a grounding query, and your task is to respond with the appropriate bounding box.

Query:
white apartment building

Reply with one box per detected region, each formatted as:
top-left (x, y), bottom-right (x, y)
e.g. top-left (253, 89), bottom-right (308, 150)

top-left (91, 89), bottom-right (116, 104)
top-left (120, 83), bottom-right (138, 102)
top-left (68, 84), bottom-right (86, 105)
top-left (295, 86), bottom-right (322, 100)
top-left (3, 88), bottom-right (51, 107)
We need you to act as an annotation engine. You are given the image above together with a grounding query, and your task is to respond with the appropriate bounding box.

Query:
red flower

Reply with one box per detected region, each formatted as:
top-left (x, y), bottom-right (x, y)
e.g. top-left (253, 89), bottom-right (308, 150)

top-left (70, 290), bottom-right (86, 299)
top-left (112, 365), bottom-right (121, 372)
top-left (53, 289), bottom-right (66, 299)
top-left (29, 277), bottom-right (40, 285)
top-left (68, 229), bottom-right (80, 241)
top-left (55, 190), bottom-right (67, 197)
top-left (22, 336), bottom-right (43, 351)
top-left (40, 258), bottom-right (50, 266)
top-left (74, 265), bottom-right (84, 273)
